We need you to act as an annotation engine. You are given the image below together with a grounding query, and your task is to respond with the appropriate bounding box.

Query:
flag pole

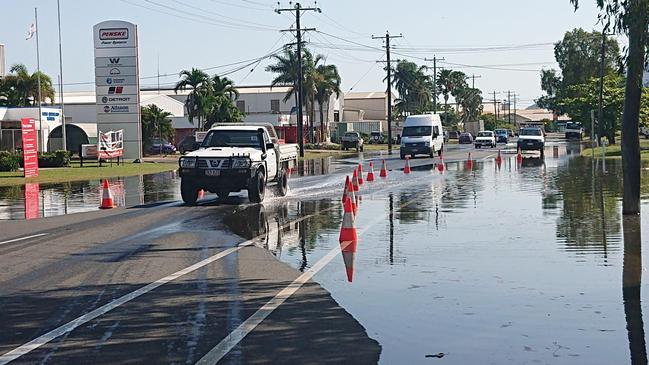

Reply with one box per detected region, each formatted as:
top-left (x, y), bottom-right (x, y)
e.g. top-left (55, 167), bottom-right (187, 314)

top-left (57, 0), bottom-right (67, 152)
top-left (34, 7), bottom-right (43, 152)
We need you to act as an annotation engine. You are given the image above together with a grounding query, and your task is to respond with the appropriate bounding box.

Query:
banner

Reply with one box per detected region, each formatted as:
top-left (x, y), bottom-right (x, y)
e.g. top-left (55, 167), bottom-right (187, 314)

top-left (20, 118), bottom-right (39, 178)
top-left (98, 129), bottom-right (124, 159)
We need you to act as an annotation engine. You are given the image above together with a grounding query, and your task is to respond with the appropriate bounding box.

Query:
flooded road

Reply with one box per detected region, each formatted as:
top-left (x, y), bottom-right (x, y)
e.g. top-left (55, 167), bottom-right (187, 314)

top-left (2, 141), bottom-right (647, 364)
top-left (222, 143), bottom-right (649, 364)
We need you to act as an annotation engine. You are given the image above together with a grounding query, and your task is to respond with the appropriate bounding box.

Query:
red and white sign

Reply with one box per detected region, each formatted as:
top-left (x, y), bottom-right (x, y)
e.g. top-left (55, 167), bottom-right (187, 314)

top-left (99, 28), bottom-right (128, 40)
top-left (20, 118), bottom-right (39, 178)
top-left (98, 129), bottom-right (124, 159)
top-left (24, 183), bottom-right (40, 220)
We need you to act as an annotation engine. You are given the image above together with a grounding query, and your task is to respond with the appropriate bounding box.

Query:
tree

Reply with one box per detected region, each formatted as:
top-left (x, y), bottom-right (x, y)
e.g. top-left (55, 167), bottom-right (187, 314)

top-left (437, 69), bottom-right (468, 121)
top-left (204, 75), bottom-right (244, 129)
top-left (555, 28), bottom-right (620, 86)
top-left (174, 68), bottom-right (211, 130)
top-left (0, 64), bottom-right (54, 107)
top-left (456, 87), bottom-right (483, 123)
top-left (571, 0), bottom-right (649, 214)
top-left (391, 60), bottom-right (433, 116)
top-left (141, 104), bottom-right (174, 150)
top-left (314, 63), bottom-right (341, 142)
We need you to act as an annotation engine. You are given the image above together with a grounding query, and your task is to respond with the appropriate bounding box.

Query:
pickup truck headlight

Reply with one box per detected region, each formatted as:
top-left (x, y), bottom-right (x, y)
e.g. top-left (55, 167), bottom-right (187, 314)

top-left (180, 158), bottom-right (196, 168)
top-left (232, 158), bottom-right (251, 169)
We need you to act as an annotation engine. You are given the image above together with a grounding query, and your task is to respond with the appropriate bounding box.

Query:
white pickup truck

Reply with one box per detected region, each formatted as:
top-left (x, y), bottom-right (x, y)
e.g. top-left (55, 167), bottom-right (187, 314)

top-left (178, 124), bottom-right (298, 204)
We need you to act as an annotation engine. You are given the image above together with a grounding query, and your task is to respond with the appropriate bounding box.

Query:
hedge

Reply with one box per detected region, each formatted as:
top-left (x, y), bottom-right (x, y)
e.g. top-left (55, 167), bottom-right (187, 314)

top-left (0, 151), bottom-right (20, 172)
top-left (2, 150), bottom-right (72, 170)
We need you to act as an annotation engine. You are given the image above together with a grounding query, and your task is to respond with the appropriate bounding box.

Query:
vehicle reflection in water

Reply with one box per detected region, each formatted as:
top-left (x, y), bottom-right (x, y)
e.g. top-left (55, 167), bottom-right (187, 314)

top-left (622, 215), bottom-right (648, 364)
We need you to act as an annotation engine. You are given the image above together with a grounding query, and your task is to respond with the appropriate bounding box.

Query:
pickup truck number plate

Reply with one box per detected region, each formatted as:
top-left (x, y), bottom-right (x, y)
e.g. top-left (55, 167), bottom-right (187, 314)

top-left (205, 169), bottom-right (220, 176)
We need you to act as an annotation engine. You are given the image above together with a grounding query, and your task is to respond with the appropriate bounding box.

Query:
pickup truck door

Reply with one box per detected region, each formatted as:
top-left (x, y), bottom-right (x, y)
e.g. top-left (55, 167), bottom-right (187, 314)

top-left (264, 132), bottom-right (277, 180)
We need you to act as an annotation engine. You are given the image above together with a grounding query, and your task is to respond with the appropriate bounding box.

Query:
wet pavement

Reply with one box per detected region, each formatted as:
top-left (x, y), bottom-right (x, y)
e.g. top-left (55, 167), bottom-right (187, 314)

top-left (2, 141), bottom-right (649, 364)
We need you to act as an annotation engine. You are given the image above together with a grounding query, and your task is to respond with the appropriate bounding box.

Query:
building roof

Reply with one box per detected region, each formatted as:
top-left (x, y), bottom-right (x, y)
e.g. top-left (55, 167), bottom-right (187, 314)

top-left (140, 85), bottom-right (293, 95)
top-left (344, 91), bottom-right (386, 100)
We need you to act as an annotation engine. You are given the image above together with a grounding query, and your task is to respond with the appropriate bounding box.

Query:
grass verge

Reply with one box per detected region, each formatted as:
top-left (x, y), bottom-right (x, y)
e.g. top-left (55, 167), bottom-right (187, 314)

top-left (581, 140), bottom-right (649, 160)
top-left (0, 161), bottom-right (177, 187)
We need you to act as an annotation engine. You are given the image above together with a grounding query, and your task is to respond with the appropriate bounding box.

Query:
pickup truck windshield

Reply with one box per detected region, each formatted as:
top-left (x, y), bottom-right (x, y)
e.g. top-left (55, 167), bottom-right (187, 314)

top-left (566, 123), bottom-right (581, 130)
top-left (202, 130), bottom-right (262, 148)
top-left (495, 129), bottom-right (507, 135)
top-left (402, 126), bottom-right (432, 137)
top-left (520, 129), bottom-right (542, 136)
top-left (477, 132), bottom-right (492, 137)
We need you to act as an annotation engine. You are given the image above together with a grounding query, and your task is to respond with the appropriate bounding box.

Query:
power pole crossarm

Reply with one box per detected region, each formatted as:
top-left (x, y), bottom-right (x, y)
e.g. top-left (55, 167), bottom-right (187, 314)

top-left (373, 31), bottom-right (402, 155)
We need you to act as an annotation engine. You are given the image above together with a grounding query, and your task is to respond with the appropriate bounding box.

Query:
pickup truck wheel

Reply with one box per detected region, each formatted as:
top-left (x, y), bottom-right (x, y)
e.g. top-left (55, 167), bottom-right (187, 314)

top-left (360, 145), bottom-right (364, 152)
top-left (181, 179), bottom-right (199, 205)
top-left (248, 169), bottom-right (266, 203)
top-left (273, 169), bottom-right (289, 196)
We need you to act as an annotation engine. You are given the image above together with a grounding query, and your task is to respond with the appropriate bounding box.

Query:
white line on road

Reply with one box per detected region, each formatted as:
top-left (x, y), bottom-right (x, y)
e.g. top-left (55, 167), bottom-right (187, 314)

top-left (0, 233), bottom-right (48, 246)
top-left (0, 207), bottom-right (334, 365)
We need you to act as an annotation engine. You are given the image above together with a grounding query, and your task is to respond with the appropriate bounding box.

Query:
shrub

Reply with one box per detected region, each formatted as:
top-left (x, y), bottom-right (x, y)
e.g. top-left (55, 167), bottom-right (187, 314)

top-left (0, 151), bottom-right (20, 172)
top-left (38, 150), bottom-right (71, 167)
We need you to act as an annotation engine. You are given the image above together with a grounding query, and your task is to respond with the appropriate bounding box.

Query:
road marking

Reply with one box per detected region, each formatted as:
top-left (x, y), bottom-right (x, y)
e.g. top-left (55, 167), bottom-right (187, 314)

top-left (196, 192), bottom-right (434, 365)
top-left (0, 233), bottom-right (48, 246)
top-left (0, 206), bottom-right (336, 365)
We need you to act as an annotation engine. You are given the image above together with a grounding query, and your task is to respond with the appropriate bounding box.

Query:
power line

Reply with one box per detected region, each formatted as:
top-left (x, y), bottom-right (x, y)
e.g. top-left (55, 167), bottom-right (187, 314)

top-left (373, 31), bottom-right (402, 155)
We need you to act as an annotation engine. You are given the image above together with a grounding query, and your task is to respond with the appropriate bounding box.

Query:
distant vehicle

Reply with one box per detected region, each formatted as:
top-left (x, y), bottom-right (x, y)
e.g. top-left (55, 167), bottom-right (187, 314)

top-left (474, 131), bottom-right (497, 148)
top-left (178, 124), bottom-right (298, 204)
top-left (458, 132), bottom-right (474, 144)
top-left (565, 122), bottom-right (584, 140)
top-left (509, 129), bottom-right (515, 137)
top-left (399, 114), bottom-right (444, 159)
top-left (368, 131), bottom-right (384, 144)
top-left (517, 127), bottom-right (545, 157)
top-left (341, 131), bottom-right (364, 151)
top-left (641, 126), bottom-right (649, 139)
top-left (494, 129), bottom-right (509, 143)
top-left (149, 139), bottom-right (176, 154)
top-left (448, 130), bottom-right (460, 139)
top-left (178, 135), bottom-right (200, 154)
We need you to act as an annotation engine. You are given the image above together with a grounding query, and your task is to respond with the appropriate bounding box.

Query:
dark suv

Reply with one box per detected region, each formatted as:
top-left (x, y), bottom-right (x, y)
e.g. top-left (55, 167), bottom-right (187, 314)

top-left (178, 135), bottom-right (200, 154)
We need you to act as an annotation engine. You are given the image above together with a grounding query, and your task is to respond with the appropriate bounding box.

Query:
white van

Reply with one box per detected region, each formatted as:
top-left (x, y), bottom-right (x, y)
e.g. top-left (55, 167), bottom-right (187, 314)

top-left (399, 114), bottom-right (444, 159)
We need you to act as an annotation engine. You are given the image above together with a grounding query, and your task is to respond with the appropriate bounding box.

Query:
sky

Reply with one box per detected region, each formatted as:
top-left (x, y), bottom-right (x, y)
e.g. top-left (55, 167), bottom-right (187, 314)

top-left (0, 0), bottom-right (609, 108)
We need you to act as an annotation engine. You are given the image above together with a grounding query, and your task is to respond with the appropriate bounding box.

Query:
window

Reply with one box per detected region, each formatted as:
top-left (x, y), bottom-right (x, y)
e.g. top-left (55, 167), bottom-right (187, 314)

top-left (236, 100), bottom-right (245, 113)
top-left (402, 126), bottom-right (432, 137)
top-left (270, 99), bottom-right (280, 113)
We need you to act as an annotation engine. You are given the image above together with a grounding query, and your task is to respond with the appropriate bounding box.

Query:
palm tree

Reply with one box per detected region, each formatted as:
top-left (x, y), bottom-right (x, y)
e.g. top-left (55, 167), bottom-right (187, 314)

top-left (456, 87), bottom-right (484, 123)
top-left (205, 75), bottom-right (243, 128)
top-left (436, 69), bottom-right (454, 122)
top-left (212, 75), bottom-right (239, 100)
top-left (303, 50), bottom-right (324, 142)
top-left (1, 64), bottom-right (54, 107)
top-left (390, 61), bottom-right (432, 116)
top-left (141, 104), bottom-right (174, 151)
top-left (174, 68), bottom-right (211, 130)
top-left (314, 64), bottom-right (341, 142)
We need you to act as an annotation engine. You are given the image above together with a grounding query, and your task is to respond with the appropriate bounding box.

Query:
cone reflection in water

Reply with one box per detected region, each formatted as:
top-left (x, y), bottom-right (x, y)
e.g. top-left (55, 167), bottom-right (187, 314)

top-left (437, 160), bottom-right (445, 173)
top-left (466, 152), bottom-right (473, 169)
top-left (339, 196), bottom-right (358, 282)
top-left (379, 159), bottom-right (388, 178)
top-left (367, 162), bottom-right (375, 182)
top-left (352, 168), bottom-right (360, 191)
top-left (99, 179), bottom-right (116, 209)
top-left (495, 149), bottom-right (503, 164)
top-left (404, 157), bottom-right (412, 174)
top-left (357, 163), bottom-right (364, 185)
top-left (517, 147), bottom-right (523, 163)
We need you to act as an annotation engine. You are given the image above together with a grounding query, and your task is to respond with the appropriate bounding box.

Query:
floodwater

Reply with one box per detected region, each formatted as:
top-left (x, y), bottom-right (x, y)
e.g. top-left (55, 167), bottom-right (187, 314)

top-left (222, 142), bottom-right (649, 364)
top-left (0, 157), bottom-right (345, 220)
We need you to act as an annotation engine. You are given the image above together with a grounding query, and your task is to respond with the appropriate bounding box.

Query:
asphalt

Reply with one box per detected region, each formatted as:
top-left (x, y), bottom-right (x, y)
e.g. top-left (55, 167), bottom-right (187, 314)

top-left (0, 142), bottom-right (507, 364)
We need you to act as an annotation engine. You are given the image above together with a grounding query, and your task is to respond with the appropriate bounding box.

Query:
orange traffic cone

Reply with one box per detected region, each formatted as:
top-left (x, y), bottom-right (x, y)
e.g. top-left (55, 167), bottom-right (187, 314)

top-left (357, 163), bottom-right (364, 185)
top-left (516, 147), bottom-right (523, 163)
top-left (342, 176), bottom-right (350, 203)
top-left (346, 176), bottom-right (358, 213)
top-left (352, 168), bottom-right (360, 192)
top-left (198, 189), bottom-right (205, 200)
top-left (404, 157), bottom-right (412, 174)
top-left (466, 152), bottom-right (473, 169)
top-left (99, 179), bottom-right (115, 209)
top-left (366, 162), bottom-right (375, 182)
top-left (379, 159), bottom-right (388, 178)
top-left (339, 196), bottom-right (358, 282)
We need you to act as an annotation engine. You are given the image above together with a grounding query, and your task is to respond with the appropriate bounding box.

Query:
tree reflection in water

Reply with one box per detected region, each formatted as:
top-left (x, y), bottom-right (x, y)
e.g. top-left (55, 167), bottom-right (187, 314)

top-left (622, 215), bottom-right (647, 365)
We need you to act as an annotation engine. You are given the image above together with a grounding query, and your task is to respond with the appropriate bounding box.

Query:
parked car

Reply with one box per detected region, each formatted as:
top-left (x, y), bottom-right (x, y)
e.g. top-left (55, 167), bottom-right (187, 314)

top-left (448, 130), bottom-right (460, 139)
top-left (178, 135), bottom-right (200, 154)
top-left (494, 128), bottom-right (509, 143)
top-left (368, 131), bottom-right (384, 144)
top-left (517, 127), bottom-right (545, 157)
top-left (341, 131), bottom-right (364, 151)
top-left (149, 139), bottom-right (177, 154)
top-left (474, 131), bottom-right (497, 148)
top-left (458, 132), bottom-right (474, 144)
top-left (399, 114), bottom-right (444, 159)
top-left (565, 122), bottom-right (584, 140)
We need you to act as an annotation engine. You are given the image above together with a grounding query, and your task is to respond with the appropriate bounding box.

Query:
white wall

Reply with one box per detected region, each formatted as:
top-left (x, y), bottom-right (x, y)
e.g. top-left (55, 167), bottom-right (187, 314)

top-left (343, 97), bottom-right (386, 121)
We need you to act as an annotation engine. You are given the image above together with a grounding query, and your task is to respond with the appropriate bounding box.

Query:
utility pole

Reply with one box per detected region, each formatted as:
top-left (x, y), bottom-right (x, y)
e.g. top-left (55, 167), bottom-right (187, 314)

top-left (34, 8), bottom-right (43, 152)
top-left (492, 91), bottom-right (499, 119)
top-left (276, 2), bottom-right (320, 158)
top-left (424, 56), bottom-right (444, 113)
top-left (373, 31), bottom-right (402, 155)
top-left (470, 74), bottom-right (482, 89)
top-left (597, 27), bottom-right (609, 144)
top-left (507, 90), bottom-right (511, 124)
top-left (56, 0), bottom-right (66, 152)
top-left (513, 93), bottom-right (517, 125)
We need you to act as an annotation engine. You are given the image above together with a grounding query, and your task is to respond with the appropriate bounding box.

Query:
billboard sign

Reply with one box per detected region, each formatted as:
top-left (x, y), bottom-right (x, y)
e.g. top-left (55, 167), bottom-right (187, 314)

top-left (20, 118), bottom-right (39, 178)
top-left (98, 129), bottom-right (124, 159)
top-left (93, 20), bottom-right (141, 160)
